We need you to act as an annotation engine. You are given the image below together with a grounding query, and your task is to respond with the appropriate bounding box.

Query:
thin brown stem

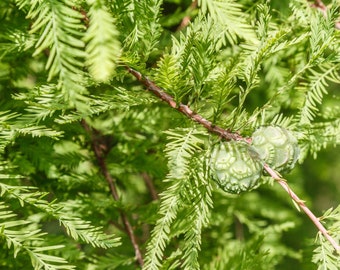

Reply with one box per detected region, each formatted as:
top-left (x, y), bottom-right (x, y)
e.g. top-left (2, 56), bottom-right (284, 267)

top-left (126, 66), bottom-right (246, 142)
top-left (126, 66), bottom-right (340, 253)
top-left (264, 164), bottom-right (340, 253)
top-left (311, 0), bottom-right (327, 16)
top-left (234, 215), bottom-right (244, 241)
top-left (81, 120), bottom-right (144, 267)
top-left (177, 0), bottom-right (198, 31)
top-left (141, 172), bottom-right (159, 201)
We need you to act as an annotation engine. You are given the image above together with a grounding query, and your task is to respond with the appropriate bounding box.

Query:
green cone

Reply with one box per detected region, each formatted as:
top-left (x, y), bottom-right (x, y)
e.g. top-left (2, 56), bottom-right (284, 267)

top-left (209, 141), bottom-right (263, 194)
top-left (251, 126), bottom-right (300, 172)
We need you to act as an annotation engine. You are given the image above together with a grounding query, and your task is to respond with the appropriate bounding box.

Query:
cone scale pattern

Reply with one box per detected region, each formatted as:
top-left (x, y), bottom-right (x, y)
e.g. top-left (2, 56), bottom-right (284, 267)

top-left (251, 126), bottom-right (300, 172)
top-left (209, 141), bottom-right (263, 194)
top-left (209, 126), bottom-right (300, 194)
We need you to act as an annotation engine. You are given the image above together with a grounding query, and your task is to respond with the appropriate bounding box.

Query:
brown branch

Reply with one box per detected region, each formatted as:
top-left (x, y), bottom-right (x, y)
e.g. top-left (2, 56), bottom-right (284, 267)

top-left (264, 164), bottom-right (340, 253)
top-left (81, 120), bottom-right (144, 267)
top-left (126, 66), bottom-right (340, 253)
top-left (141, 172), bottom-right (159, 201)
top-left (125, 66), bottom-right (246, 142)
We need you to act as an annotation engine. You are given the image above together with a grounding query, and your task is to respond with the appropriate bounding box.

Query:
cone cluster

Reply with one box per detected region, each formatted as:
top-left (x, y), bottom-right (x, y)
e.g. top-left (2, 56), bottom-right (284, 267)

top-left (209, 126), bottom-right (300, 194)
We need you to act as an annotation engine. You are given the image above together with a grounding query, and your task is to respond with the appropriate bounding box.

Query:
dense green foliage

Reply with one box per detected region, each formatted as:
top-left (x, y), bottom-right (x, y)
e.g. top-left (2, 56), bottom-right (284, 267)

top-left (0, 0), bottom-right (340, 269)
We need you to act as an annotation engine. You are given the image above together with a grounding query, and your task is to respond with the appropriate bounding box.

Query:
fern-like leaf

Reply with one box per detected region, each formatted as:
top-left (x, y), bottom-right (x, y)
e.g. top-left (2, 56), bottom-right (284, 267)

top-left (299, 63), bottom-right (340, 124)
top-left (84, 0), bottom-right (121, 82)
top-left (312, 205), bottom-right (340, 270)
top-left (299, 118), bottom-right (340, 159)
top-left (197, 0), bottom-right (257, 45)
top-left (143, 128), bottom-right (206, 270)
top-left (0, 201), bottom-right (76, 269)
top-left (178, 163), bottom-right (213, 269)
top-left (123, 0), bottom-right (162, 61)
top-left (0, 183), bottom-right (121, 249)
top-left (16, 0), bottom-right (88, 109)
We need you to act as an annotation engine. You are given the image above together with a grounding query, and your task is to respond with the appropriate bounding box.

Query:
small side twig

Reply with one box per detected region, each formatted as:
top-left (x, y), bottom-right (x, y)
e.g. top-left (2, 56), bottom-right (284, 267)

top-left (312, 0), bottom-right (327, 16)
top-left (81, 120), bottom-right (144, 267)
top-left (126, 66), bottom-right (340, 253)
top-left (177, 0), bottom-right (198, 31)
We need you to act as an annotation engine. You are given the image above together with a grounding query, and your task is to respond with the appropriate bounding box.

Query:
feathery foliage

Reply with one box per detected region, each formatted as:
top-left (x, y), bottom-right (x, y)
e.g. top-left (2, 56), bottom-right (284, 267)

top-left (0, 200), bottom-right (76, 270)
top-left (0, 180), bottom-right (120, 268)
top-left (84, 0), bottom-right (121, 82)
top-left (1, 0), bottom-right (339, 269)
top-left (312, 206), bottom-right (340, 270)
top-left (16, 0), bottom-right (88, 110)
top-left (143, 128), bottom-right (208, 270)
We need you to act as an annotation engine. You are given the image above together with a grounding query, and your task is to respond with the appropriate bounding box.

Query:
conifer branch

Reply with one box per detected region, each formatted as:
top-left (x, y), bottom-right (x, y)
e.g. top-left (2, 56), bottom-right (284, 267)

top-left (81, 120), bottom-right (144, 267)
top-left (126, 66), bottom-right (340, 253)
top-left (264, 164), bottom-right (340, 253)
top-left (126, 66), bottom-right (245, 142)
